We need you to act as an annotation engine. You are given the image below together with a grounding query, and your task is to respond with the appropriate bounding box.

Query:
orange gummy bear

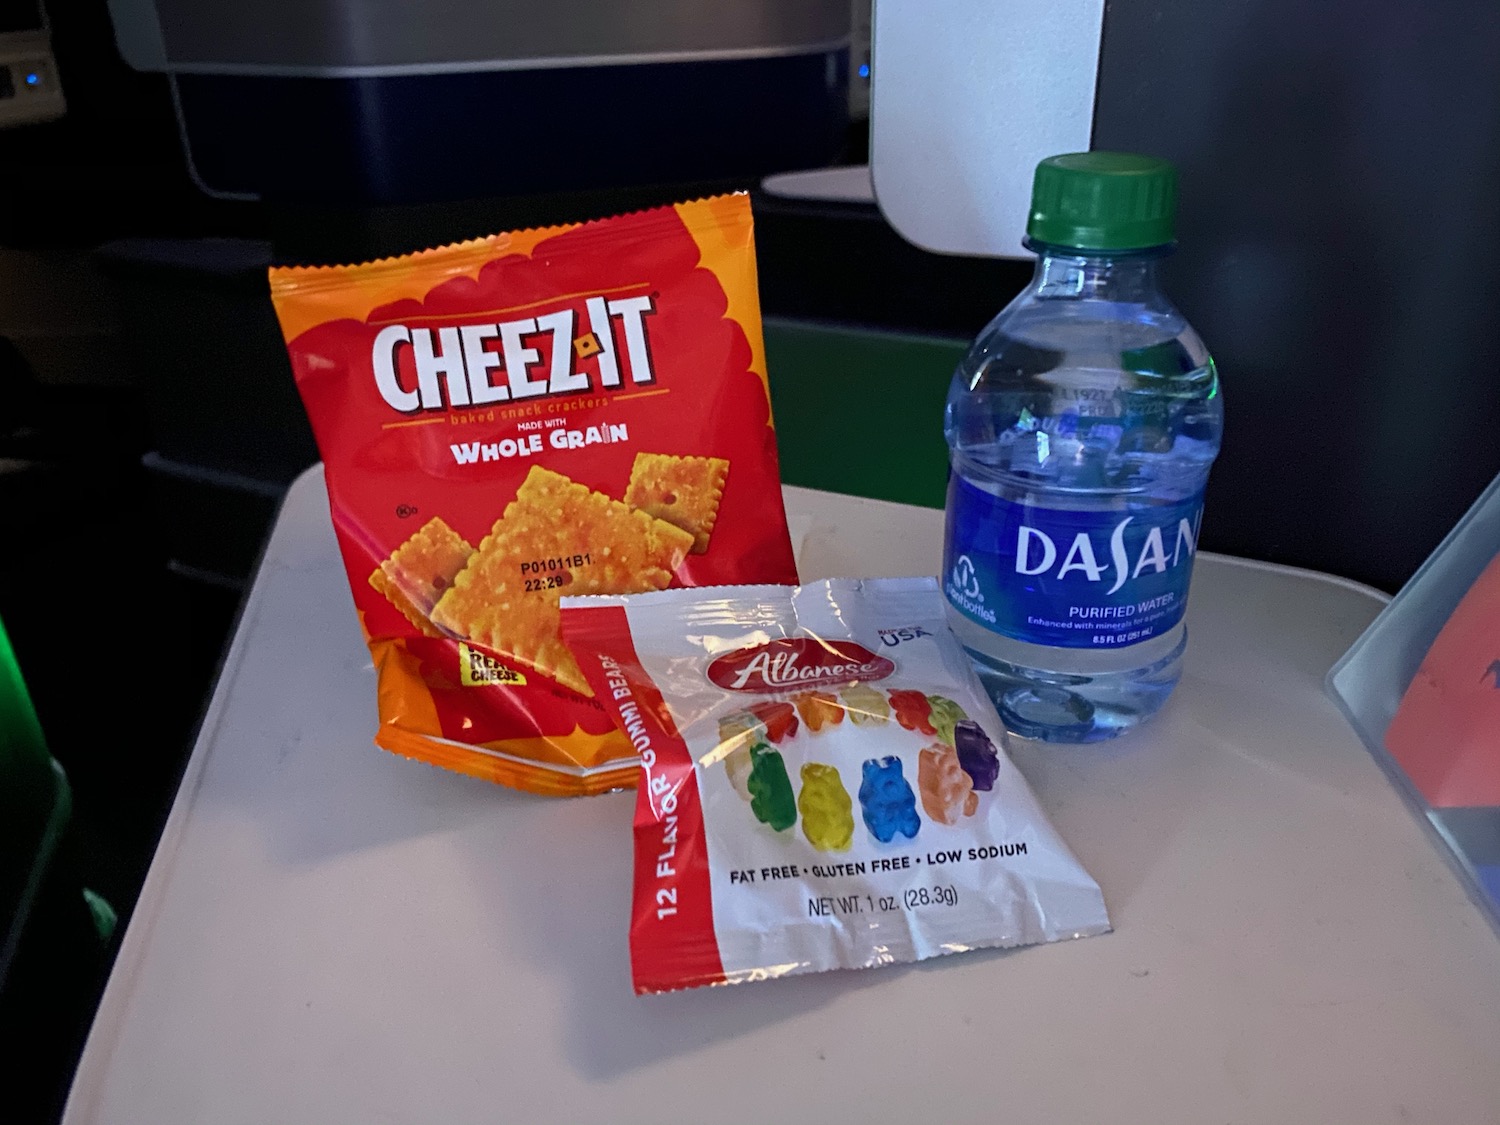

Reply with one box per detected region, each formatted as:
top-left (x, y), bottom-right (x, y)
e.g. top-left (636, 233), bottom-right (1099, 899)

top-left (918, 743), bottom-right (978, 825)
top-left (791, 690), bottom-right (844, 732)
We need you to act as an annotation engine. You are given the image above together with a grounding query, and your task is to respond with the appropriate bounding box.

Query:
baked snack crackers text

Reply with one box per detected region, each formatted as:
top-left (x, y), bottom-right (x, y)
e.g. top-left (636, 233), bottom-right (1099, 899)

top-left (269, 195), bottom-right (799, 795)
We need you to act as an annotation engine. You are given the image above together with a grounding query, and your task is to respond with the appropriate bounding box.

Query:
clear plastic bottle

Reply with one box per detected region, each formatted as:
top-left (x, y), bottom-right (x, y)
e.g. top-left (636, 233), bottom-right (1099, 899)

top-left (941, 152), bottom-right (1223, 742)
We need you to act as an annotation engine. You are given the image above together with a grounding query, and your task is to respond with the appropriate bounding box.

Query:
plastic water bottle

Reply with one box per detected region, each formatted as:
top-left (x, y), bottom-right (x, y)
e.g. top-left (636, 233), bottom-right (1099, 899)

top-left (941, 152), bottom-right (1223, 742)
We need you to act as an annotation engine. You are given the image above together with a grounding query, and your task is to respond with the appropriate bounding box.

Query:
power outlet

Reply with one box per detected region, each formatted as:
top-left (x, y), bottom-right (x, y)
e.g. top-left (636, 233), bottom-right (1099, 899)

top-left (0, 29), bottom-right (65, 128)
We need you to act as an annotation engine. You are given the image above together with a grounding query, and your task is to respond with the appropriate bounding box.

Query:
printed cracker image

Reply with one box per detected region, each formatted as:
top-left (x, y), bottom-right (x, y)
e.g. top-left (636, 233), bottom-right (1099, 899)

top-left (623, 452), bottom-right (730, 554)
top-left (368, 517), bottom-right (475, 636)
top-left (431, 466), bottom-right (693, 694)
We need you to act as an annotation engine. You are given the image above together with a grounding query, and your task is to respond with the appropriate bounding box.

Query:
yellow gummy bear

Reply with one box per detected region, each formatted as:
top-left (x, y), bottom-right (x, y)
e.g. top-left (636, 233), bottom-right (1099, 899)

top-left (798, 762), bottom-right (855, 852)
top-left (841, 683), bottom-right (890, 727)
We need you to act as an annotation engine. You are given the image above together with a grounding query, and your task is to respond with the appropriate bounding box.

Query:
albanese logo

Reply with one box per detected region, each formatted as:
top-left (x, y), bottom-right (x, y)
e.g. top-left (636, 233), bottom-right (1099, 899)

top-left (707, 637), bottom-right (896, 692)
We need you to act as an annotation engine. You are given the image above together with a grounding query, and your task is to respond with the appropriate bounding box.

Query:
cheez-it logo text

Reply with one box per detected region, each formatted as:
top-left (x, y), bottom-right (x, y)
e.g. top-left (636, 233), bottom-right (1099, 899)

top-left (372, 294), bottom-right (656, 414)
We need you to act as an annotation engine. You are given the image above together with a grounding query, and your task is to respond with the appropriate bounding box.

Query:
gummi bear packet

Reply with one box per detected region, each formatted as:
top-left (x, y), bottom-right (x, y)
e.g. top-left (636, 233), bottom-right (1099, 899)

top-left (268, 194), bottom-right (799, 796)
top-left (559, 577), bottom-right (1111, 994)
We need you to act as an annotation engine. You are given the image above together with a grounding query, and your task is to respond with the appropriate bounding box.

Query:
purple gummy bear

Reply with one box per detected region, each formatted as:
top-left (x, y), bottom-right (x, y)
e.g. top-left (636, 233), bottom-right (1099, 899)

top-left (953, 720), bottom-right (1000, 792)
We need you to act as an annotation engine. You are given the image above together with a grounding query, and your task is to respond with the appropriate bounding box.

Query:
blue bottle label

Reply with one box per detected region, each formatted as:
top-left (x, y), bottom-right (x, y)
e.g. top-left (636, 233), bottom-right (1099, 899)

top-left (943, 476), bottom-right (1205, 649)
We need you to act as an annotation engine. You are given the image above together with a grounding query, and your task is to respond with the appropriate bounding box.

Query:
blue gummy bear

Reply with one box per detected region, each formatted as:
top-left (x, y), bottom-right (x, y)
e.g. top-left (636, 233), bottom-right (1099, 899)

top-left (858, 756), bottom-right (921, 843)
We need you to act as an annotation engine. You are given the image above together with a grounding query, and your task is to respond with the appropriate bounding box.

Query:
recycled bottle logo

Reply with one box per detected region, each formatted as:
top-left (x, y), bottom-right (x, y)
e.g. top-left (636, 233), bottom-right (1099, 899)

top-left (951, 555), bottom-right (982, 601)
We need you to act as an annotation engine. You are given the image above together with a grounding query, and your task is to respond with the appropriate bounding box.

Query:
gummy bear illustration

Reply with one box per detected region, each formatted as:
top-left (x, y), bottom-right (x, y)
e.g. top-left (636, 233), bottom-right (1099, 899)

top-left (792, 690), bottom-right (844, 732)
top-left (719, 710), bottom-right (763, 748)
top-left (724, 742), bottom-right (754, 801)
top-left (798, 762), bottom-right (855, 851)
top-left (858, 756), bottom-right (921, 843)
top-left (926, 694), bottom-right (968, 745)
top-left (841, 683), bottom-right (890, 726)
top-left (918, 743), bottom-right (978, 825)
top-left (889, 689), bottom-right (937, 736)
top-left (748, 743), bottom-right (797, 831)
top-left (953, 719), bottom-right (1000, 792)
top-left (747, 700), bottom-right (799, 744)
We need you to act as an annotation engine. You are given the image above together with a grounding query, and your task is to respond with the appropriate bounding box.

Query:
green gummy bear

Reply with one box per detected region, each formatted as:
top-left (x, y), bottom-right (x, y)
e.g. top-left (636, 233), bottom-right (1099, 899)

top-left (927, 694), bottom-right (969, 746)
top-left (747, 743), bottom-right (797, 832)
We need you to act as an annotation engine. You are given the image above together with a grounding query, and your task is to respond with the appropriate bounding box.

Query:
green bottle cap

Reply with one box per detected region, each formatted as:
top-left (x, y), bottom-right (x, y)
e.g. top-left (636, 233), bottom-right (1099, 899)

top-left (1026, 151), bottom-right (1178, 251)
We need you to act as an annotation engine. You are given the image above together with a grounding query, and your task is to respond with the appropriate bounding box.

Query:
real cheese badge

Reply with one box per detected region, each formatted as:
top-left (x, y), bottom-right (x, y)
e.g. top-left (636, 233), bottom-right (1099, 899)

top-left (269, 195), bottom-right (799, 796)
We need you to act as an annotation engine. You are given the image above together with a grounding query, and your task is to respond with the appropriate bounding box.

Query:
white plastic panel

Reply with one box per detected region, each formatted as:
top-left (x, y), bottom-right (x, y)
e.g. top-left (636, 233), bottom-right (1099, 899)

top-left (761, 164), bottom-right (875, 203)
top-left (870, 0), bottom-right (1104, 258)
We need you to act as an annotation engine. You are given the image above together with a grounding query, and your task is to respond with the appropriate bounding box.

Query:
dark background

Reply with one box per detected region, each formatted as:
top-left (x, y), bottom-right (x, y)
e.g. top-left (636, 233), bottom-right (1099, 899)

top-left (4, 1), bottom-right (1500, 1121)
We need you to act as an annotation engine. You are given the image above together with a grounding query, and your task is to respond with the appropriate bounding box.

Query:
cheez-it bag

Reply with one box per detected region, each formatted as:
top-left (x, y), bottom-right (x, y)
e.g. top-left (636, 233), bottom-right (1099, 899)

top-left (268, 194), bottom-right (798, 795)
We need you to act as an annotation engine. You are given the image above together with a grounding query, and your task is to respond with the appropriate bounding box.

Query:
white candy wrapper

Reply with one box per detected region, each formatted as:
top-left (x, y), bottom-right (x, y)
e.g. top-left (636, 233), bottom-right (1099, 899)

top-left (560, 577), bottom-right (1110, 994)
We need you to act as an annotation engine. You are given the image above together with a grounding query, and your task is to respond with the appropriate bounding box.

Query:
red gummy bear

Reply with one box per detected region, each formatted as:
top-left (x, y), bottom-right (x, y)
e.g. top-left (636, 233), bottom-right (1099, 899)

top-left (888, 689), bottom-right (936, 735)
top-left (747, 700), bottom-right (799, 744)
top-left (791, 690), bottom-right (844, 732)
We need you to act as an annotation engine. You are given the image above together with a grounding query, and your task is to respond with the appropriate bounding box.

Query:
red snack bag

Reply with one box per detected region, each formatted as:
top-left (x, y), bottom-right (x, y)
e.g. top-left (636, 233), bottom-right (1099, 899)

top-left (268, 195), bottom-right (798, 795)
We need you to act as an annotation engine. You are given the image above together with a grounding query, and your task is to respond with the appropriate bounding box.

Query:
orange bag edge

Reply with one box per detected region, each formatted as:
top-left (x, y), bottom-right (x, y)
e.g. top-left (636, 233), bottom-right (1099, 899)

top-left (370, 635), bottom-right (642, 795)
top-left (267, 193), bottom-right (759, 351)
top-left (374, 725), bottom-right (640, 797)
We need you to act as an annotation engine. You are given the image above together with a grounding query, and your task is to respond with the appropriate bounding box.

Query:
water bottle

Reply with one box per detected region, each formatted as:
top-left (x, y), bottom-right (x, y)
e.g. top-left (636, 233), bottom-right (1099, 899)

top-left (941, 152), bottom-right (1223, 742)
